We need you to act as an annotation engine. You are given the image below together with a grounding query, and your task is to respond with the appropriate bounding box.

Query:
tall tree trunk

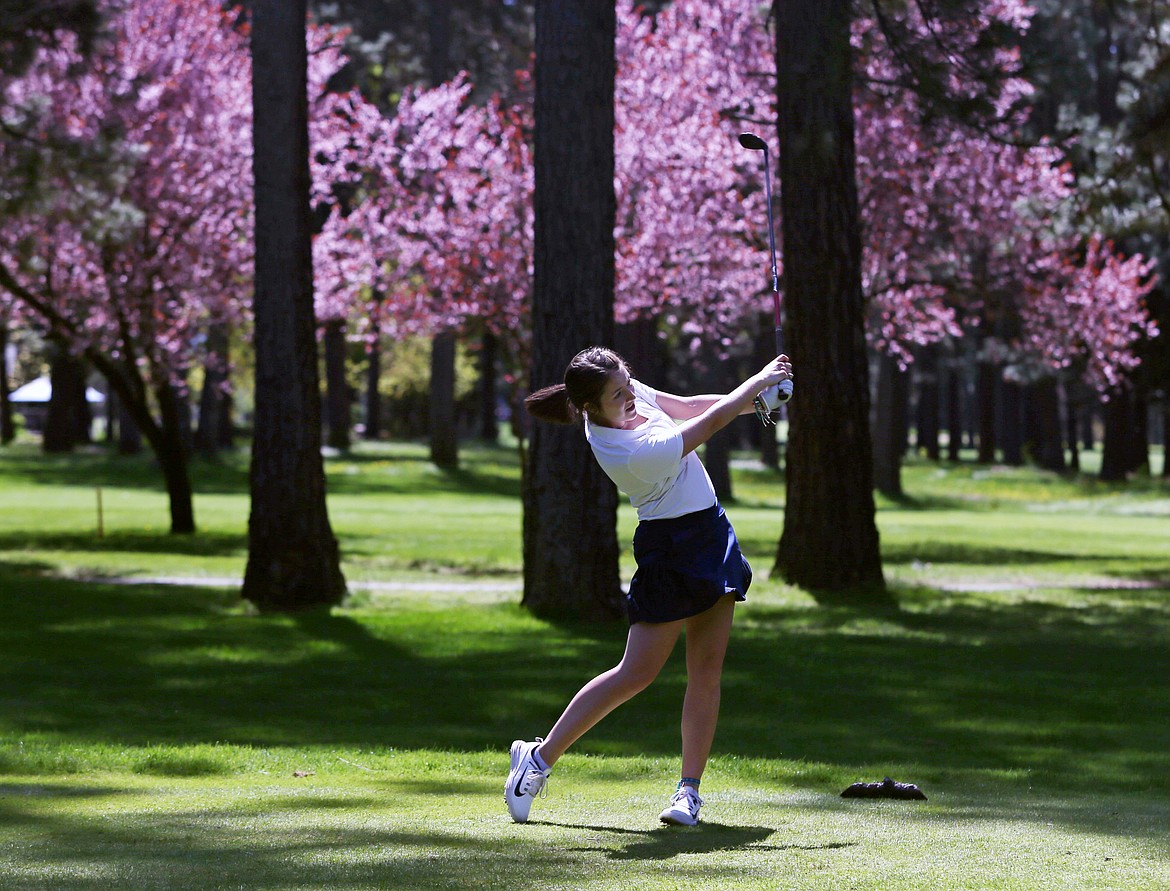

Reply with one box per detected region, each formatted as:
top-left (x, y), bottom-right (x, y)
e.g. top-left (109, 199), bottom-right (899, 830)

top-left (1026, 378), bottom-right (1065, 472)
top-left (243, 0), bottom-right (346, 613)
top-left (430, 329), bottom-right (458, 467)
top-left (426, 0), bottom-right (460, 469)
top-left (1099, 390), bottom-right (1135, 481)
top-left (773, 0), bottom-right (888, 604)
top-left (915, 344), bottom-right (940, 461)
top-left (116, 388), bottom-right (142, 455)
top-left (999, 378), bottom-right (1023, 466)
top-left (479, 330), bottom-right (499, 443)
top-left (324, 318), bottom-right (350, 451)
top-left (523, 0), bottom-right (622, 622)
top-left (43, 344), bottom-right (87, 453)
top-left (1063, 380), bottom-right (1080, 473)
top-left (872, 351), bottom-right (909, 499)
top-left (195, 323), bottom-right (230, 457)
top-left (1132, 382), bottom-right (1150, 474)
top-left (945, 356), bottom-right (963, 461)
top-left (0, 319), bottom-right (13, 444)
top-left (976, 352), bottom-right (997, 463)
top-left (154, 382), bottom-right (195, 534)
top-left (1161, 400), bottom-right (1169, 478)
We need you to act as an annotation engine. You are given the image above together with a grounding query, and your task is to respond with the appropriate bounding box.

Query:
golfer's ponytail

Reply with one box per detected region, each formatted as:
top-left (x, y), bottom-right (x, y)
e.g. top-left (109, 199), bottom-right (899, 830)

top-left (525, 384), bottom-right (579, 425)
top-left (524, 346), bottom-right (630, 427)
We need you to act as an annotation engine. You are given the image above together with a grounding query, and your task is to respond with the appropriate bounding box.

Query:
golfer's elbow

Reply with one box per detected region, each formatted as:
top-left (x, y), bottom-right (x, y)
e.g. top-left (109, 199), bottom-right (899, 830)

top-left (679, 410), bottom-right (732, 457)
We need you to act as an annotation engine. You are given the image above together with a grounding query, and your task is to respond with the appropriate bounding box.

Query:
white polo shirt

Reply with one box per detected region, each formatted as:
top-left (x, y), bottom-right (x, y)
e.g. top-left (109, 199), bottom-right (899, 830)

top-left (585, 380), bottom-right (717, 521)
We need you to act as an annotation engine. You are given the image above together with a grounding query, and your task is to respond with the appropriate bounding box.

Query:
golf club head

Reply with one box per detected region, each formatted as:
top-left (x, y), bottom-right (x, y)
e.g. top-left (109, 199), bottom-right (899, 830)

top-left (738, 132), bottom-right (767, 152)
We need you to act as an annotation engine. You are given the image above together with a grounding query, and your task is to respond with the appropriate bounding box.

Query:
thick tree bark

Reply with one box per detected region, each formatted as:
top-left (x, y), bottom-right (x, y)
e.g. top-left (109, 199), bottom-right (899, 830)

top-left (1100, 389), bottom-right (1147, 481)
top-left (976, 353), bottom-right (997, 463)
top-left (0, 320), bottom-right (13, 444)
top-left (243, 0), bottom-right (346, 613)
top-left (1063, 381), bottom-right (1080, 473)
top-left (945, 359), bottom-right (963, 461)
top-left (154, 381), bottom-right (195, 534)
top-left (429, 329), bottom-right (458, 468)
top-left (999, 379), bottom-right (1023, 466)
top-left (523, 0), bottom-right (622, 622)
top-left (773, 0), bottom-right (888, 603)
top-left (116, 389), bottom-right (142, 455)
top-left (1161, 401), bottom-right (1169, 478)
top-left (872, 351), bottom-right (909, 499)
top-left (43, 345), bottom-right (88, 453)
top-left (426, 0), bottom-right (460, 469)
top-left (195, 323), bottom-right (231, 456)
top-left (1025, 378), bottom-right (1065, 472)
top-left (324, 319), bottom-right (351, 451)
top-left (915, 344), bottom-right (940, 461)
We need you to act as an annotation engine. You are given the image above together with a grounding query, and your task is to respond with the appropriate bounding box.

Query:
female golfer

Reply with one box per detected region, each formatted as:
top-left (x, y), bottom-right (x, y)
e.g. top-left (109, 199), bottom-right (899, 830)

top-left (505, 346), bottom-right (793, 826)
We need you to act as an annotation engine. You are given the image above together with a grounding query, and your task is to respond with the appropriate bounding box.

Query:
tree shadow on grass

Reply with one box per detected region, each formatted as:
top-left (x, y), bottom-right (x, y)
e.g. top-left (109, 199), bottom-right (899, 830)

top-left (0, 529), bottom-right (246, 559)
top-left (0, 445), bottom-right (250, 494)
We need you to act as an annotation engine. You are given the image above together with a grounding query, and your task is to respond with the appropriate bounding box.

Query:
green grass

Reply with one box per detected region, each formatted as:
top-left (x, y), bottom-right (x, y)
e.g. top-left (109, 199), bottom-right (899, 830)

top-left (1, 441), bottom-right (1169, 889)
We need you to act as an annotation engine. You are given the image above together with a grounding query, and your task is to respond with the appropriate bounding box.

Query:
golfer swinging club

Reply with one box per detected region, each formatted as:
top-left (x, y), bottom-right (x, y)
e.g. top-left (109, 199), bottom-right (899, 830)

top-left (506, 346), bottom-right (793, 825)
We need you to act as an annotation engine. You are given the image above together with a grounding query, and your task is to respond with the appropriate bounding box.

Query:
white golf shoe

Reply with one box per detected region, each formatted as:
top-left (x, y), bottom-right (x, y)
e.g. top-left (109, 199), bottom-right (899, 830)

top-left (659, 785), bottom-right (703, 826)
top-left (504, 738), bottom-right (551, 823)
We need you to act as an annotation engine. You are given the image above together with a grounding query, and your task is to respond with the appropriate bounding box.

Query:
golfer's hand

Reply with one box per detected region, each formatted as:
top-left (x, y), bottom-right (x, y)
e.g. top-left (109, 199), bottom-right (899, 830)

top-left (755, 355), bottom-right (793, 391)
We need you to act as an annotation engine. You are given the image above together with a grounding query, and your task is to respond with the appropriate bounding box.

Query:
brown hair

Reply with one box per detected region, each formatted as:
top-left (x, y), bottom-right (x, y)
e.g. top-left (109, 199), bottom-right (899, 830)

top-left (524, 346), bottom-right (630, 425)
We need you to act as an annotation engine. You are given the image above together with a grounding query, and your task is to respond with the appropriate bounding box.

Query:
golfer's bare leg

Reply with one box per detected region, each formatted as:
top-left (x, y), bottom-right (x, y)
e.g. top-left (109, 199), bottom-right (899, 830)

top-left (680, 594), bottom-right (736, 781)
top-left (537, 620), bottom-right (682, 766)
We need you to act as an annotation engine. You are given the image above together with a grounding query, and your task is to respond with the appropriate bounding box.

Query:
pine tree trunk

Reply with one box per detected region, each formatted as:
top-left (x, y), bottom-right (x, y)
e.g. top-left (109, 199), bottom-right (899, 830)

top-left (324, 319), bottom-right (350, 451)
top-left (872, 351), bottom-right (909, 499)
top-left (430, 329), bottom-right (458, 468)
top-left (1026, 378), bottom-right (1065, 472)
top-left (523, 0), bottom-right (622, 622)
top-left (195, 324), bottom-right (230, 457)
top-left (976, 356), bottom-right (997, 463)
top-left (1000, 379), bottom-right (1023, 465)
top-left (1100, 391), bottom-right (1131, 481)
top-left (43, 345), bottom-right (86, 453)
top-left (915, 344), bottom-right (940, 461)
top-left (1161, 401), bottom-right (1169, 478)
top-left (773, 0), bottom-right (887, 603)
top-left (0, 320), bottom-right (13, 445)
top-left (1063, 381), bottom-right (1080, 473)
top-left (243, 0), bottom-right (345, 613)
top-left (117, 390), bottom-right (142, 455)
top-left (155, 382), bottom-right (195, 534)
top-left (944, 350), bottom-right (964, 461)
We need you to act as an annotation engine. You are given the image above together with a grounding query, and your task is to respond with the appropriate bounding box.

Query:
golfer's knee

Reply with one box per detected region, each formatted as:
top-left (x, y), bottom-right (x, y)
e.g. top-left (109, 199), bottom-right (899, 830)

top-left (614, 661), bottom-right (661, 694)
top-left (686, 657), bottom-right (724, 690)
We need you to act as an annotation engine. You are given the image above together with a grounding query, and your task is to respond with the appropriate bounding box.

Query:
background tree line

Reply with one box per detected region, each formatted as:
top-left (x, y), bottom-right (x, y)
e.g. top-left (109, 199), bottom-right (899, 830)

top-left (1, 0), bottom-right (1166, 615)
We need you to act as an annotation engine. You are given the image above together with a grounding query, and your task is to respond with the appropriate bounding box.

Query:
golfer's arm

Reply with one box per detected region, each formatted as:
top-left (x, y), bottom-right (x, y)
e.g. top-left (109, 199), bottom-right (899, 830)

top-left (675, 378), bottom-right (764, 457)
top-left (655, 391), bottom-right (756, 421)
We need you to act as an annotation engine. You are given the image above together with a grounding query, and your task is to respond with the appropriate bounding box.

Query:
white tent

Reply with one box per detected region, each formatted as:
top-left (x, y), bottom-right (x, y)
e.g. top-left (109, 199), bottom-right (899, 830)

top-left (9, 376), bottom-right (105, 404)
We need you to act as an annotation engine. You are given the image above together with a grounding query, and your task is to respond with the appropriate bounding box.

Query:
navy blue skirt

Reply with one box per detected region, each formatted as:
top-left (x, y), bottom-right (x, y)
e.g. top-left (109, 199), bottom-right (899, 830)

top-left (625, 504), bottom-right (752, 625)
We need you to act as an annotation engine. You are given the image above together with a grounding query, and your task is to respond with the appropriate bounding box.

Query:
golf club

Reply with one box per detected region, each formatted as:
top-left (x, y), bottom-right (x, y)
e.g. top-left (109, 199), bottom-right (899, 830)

top-left (738, 131), bottom-right (793, 426)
